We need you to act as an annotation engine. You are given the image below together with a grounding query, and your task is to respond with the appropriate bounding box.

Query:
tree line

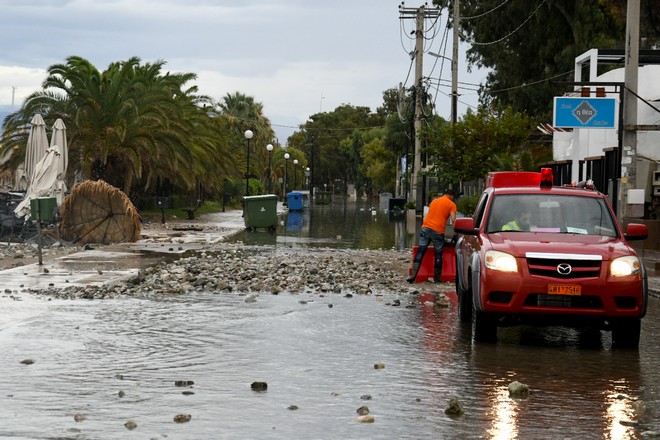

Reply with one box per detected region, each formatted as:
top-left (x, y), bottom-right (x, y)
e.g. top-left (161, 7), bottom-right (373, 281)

top-left (3, 0), bottom-right (654, 206)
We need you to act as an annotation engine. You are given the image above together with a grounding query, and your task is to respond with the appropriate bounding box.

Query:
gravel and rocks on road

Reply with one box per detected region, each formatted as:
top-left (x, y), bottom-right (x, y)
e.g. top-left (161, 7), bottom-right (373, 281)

top-left (26, 244), bottom-right (455, 300)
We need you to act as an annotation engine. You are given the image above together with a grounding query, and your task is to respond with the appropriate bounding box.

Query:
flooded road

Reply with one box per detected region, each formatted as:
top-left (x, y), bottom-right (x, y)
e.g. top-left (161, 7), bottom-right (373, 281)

top-left (227, 199), bottom-right (417, 250)
top-left (2, 290), bottom-right (659, 439)
top-left (1, 199), bottom-right (659, 439)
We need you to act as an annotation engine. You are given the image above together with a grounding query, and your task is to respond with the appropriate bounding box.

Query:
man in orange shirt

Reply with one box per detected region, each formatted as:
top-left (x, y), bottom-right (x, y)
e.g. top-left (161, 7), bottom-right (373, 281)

top-left (406, 189), bottom-right (457, 283)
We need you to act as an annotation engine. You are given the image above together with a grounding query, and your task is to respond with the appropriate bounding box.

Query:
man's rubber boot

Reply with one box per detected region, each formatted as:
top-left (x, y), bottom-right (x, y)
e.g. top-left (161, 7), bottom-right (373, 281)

top-left (433, 265), bottom-right (442, 283)
top-left (406, 262), bottom-right (421, 283)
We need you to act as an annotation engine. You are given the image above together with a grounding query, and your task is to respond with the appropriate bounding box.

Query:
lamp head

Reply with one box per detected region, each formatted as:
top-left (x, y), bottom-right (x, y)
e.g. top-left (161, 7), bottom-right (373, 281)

top-left (284, 153), bottom-right (290, 159)
top-left (244, 130), bottom-right (253, 140)
top-left (266, 143), bottom-right (273, 151)
top-left (293, 159), bottom-right (298, 165)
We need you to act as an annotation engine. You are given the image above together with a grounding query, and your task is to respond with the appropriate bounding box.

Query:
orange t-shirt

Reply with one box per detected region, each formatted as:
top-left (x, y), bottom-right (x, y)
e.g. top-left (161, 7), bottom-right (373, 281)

top-left (421, 195), bottom-right (457, 233)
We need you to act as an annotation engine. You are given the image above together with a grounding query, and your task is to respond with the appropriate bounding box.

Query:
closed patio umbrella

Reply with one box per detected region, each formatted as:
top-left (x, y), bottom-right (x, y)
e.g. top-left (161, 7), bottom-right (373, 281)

top-left (24, 114), bottom-right (49, 184)
top-left (49, 118), bottom-right (68, 204)
top-left (49, 118), bottom-right (68, 180)
top-left (14, 147), bottom-right (61, 219)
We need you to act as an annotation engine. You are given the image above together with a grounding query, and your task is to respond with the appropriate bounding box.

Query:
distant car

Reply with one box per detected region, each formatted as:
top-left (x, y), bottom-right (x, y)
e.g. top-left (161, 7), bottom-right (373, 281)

top-left (454, 169), bottom-right (648, 347)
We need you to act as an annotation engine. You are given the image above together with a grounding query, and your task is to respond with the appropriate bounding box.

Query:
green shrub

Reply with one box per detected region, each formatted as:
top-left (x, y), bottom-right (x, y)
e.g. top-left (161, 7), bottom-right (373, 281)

top-left (456, 195), bottom-right (480, 216)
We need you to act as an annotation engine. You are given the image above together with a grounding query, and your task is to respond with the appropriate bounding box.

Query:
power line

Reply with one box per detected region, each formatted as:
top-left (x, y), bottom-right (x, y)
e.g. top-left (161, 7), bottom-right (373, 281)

top-left (484, 70), bottom-right (573, 94)
top-left (462, 0), bottom-right (546, 46)
top-left (461, 0), bottom-right (512, 20)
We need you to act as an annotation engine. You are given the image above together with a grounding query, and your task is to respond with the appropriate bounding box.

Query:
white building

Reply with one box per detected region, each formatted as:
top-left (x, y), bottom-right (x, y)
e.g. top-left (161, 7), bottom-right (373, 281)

top-left (551, 48), bottom-right (660, 219)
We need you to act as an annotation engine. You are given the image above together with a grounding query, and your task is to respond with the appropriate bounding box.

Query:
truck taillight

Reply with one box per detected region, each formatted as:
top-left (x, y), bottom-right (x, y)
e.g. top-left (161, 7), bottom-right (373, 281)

top-left (540, 168), bottom-right (553, 188)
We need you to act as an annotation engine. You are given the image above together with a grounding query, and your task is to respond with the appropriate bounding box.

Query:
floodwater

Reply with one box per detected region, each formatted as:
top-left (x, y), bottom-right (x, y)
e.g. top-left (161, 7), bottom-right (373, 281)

top-left (227, 198), bottom-right (418, 250)
top-left (1, 198), bottom-right (659, 439)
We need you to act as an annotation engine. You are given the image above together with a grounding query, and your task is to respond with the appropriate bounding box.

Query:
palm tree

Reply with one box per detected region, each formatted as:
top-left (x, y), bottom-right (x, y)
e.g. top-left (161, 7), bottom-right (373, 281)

top-left (217, 92), bottom-right (275, 195)
top-left (1, 56), bottom-right (238, 202)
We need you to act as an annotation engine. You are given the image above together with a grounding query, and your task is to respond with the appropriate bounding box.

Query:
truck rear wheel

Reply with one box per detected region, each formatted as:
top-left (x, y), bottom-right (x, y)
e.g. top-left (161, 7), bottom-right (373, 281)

top-left (612, 318), bottom-right (641, 348)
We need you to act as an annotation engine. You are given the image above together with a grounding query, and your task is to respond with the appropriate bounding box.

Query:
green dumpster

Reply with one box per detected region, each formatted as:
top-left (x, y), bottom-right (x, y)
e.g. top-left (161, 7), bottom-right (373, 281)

top-left (30, 197), bottom-right (58, 222)
top-left (315, 191), bottom-right (332, 205)
top-left (243, 194), bottom-right (278, 230)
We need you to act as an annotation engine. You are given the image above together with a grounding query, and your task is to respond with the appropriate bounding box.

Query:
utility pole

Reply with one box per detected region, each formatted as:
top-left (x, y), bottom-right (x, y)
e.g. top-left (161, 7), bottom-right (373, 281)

top-left (11, 86), bottom-right (17, 107)
top-left (399, 3), bottom-right (441, 210)
top-left (621, 0), bottom-right (640, 221)
top-left (451, 0), bottom-right (459, 126)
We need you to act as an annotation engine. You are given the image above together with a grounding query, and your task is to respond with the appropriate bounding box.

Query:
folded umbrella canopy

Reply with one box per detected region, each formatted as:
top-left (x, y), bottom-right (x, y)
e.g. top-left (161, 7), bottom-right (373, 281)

top-left (49, 118), bottom-right (68, 179)
top-left (49, 118), bottom-right (69, 204)
top-left (14, 146), bottom-right (61, 219)
top-left (59, 180), bottom-right (142, 245)
top-left (24, 114), bottom-right (49, 184)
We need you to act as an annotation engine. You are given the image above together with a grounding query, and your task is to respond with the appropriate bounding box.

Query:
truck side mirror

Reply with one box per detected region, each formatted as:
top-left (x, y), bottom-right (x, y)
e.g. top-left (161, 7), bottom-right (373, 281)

top-left (624, 223), bottom-right (648, 241)
top-left (454, 217), bottom-right (477, 236)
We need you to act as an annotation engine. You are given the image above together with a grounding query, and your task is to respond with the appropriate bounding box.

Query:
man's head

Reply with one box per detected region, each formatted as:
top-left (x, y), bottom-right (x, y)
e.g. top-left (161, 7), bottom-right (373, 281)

top-left (517, 211), bottom-right (532, 230)
top-left (445, 189), bottom-right (455, 199)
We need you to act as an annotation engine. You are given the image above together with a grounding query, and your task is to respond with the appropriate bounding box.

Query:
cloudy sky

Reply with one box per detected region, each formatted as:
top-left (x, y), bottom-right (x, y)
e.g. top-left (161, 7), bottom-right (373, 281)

top-left (0, 0), bottom-right (487, 142)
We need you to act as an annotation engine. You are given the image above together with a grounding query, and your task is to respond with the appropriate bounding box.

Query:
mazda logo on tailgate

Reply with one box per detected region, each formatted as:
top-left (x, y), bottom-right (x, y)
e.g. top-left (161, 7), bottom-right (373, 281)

top-left (557, 263), bottom-right (572, 275)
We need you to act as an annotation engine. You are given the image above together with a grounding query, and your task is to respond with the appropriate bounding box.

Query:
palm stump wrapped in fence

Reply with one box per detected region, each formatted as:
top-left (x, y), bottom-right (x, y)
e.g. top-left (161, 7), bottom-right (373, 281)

top-left (59, 180), bottom-right (141, 245)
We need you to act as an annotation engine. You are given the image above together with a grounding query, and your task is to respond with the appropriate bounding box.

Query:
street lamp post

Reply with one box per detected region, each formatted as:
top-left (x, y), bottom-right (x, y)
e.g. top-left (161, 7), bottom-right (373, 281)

top-left (293, 159), bottom-right (299, 190)
top-left (244, 130), bottom-right (253, 196)
top-left (305, 167), bottom-right (310, 191)
top-left (266, 143), bottom-right (273, 194)
top-left (284, 152), bottom-right (290, 202)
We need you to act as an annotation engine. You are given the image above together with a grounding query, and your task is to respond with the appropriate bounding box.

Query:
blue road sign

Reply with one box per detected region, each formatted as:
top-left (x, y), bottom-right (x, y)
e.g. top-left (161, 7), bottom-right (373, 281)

top-left (553, 97), bottom-right (617, 128)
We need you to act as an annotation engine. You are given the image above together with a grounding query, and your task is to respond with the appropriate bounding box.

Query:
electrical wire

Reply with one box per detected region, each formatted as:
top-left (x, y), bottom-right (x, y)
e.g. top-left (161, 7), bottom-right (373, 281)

top-left (484, 70), bottom-right (573, 94)
top-left (463, 0), bottom-right (547, 46)
top-left (461, 0), bottom-right (513, 21)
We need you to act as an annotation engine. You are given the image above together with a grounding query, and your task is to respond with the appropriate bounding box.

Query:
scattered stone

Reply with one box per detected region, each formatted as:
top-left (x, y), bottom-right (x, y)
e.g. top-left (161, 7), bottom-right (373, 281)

top-left (641, 431), bottom-right (660, 437)
top-left (360, 394), bottom-right (372, 400)
top-left (173, 414), bottom-right (192, 423)
top-left (73, 413), bottom-right (86, 422)
top-left (182, 391), bottom-right (195, 395)
top-left (620, 420), bottom-right (639, 427)
top-left (374, 362), bottom-right (385, 369)
top-left (118, 390), bottom-right (125, 398)
top-left (356, 406), bottom-right (369, 415)
top-left (251, 381), bottom-right (268, 391)
top-left (354, 415), bottom-right (375, 423)
top-left (631, 399), bottom-right (646, 412)
top-left (287, 405), bottom-right (299, 410)
top-left (444, 397), bottom-right (464, 416)
top-left (11, 237), bottom-right (450, 304)
top-left (508, 381), bottom-right (530, 398)
top-left (20, 359), bottom-right (34, 365)
top-left (175, 380), bottom-right (194, 387)
top-left (124, 420), bottom-right (137, 430)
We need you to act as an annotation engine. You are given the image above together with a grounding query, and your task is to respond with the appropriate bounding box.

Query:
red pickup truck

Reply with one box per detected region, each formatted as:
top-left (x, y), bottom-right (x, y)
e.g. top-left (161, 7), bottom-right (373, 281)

top-left (454, 169), bottom-right (649, 347)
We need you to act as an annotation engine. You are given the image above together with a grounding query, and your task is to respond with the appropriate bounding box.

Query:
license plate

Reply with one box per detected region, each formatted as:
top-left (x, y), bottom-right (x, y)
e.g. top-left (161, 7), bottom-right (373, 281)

top-left (547, 284), bottom-right (581, 295)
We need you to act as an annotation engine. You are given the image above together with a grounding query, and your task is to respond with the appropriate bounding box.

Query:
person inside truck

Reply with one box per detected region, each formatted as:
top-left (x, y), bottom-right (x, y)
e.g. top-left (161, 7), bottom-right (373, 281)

top-left (502, 210), bottom-right (533, 231)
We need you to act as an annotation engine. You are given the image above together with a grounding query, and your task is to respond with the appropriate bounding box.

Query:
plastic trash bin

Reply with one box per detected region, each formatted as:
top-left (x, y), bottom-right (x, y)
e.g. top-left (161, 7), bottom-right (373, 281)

top-left (243, 194), bottom-right (278, 230)
top-left (316, 191), bottom-right (332, 205)
top-left (287, 192), bottom-right (304, 211)
top-left (30, 197), bottom-right (58, 222)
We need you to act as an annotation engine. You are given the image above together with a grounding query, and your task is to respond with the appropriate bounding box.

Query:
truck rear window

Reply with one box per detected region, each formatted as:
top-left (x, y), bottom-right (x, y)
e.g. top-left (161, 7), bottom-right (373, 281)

top-left (486, 194), bottom-right (617, 237)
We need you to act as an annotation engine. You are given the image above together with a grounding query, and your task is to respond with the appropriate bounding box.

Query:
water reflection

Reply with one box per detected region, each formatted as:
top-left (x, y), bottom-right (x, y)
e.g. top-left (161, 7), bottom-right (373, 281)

top-left (1, 292), bottom-right (659, 439)
top-left (227, 198), bottom-right (416, 250)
